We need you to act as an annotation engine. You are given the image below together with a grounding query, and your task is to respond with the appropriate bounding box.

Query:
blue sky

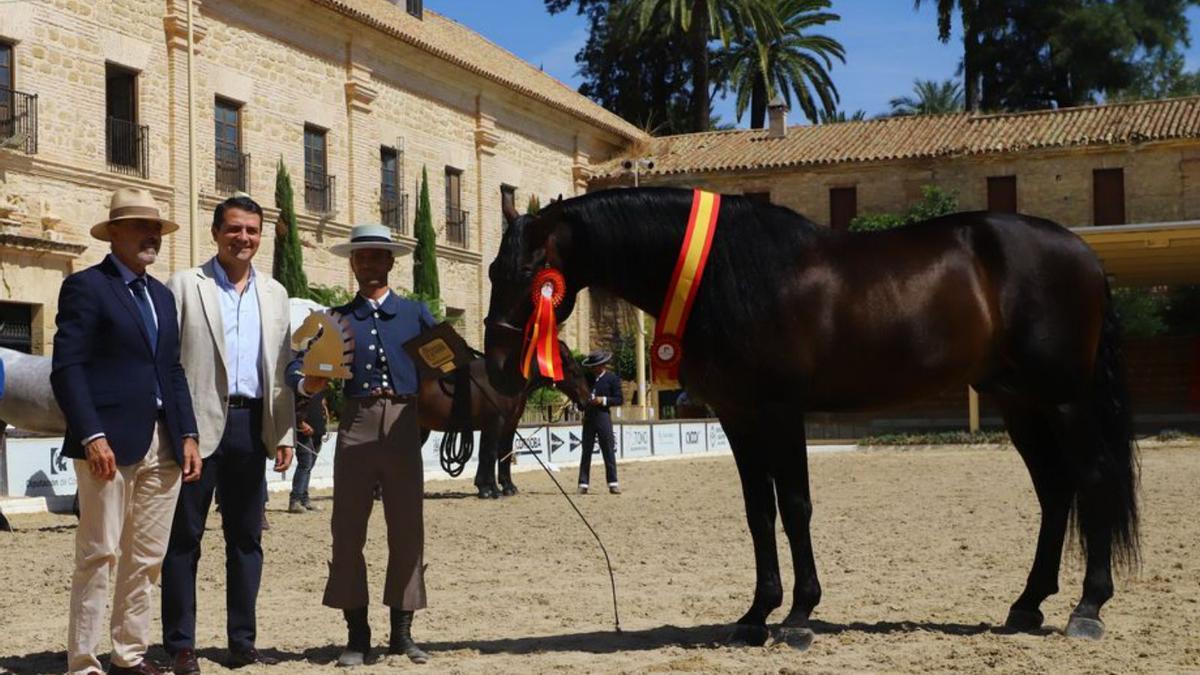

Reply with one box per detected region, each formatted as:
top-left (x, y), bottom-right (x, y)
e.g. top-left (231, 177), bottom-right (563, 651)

top-left (432, 1), bottom-right (1200, 127)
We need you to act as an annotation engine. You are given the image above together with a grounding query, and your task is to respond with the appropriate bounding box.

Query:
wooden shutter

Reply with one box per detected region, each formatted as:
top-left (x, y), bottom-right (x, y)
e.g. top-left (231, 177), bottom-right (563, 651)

top-left (1093, 168), bottom-right (1126, 225)
top-left (829, 187), bottom-right (857, 230)
top-left (987, 176), bottom-right (1017, 213)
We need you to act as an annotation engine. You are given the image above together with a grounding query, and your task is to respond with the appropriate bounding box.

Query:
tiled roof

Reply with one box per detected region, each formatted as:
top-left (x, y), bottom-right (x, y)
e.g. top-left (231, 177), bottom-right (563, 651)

top-left (309, 0), bottom-right (647, 143)
top-left (597, 96), bottom-right (1200, 177)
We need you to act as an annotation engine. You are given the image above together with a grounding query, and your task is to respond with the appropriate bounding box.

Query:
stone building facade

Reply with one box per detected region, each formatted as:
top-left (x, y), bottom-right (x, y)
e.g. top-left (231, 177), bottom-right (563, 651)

top-left (0, 0), bottom-right (646, 355)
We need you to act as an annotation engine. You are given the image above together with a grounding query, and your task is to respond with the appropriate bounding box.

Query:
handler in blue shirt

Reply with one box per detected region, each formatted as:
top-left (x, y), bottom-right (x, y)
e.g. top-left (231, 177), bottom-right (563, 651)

top-left (290, 224), bottom-right (434, 667)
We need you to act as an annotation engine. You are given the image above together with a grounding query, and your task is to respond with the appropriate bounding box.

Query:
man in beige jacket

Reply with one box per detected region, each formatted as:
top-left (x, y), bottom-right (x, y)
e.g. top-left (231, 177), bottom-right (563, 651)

top-left (161, 195), bottom-right (295, 674)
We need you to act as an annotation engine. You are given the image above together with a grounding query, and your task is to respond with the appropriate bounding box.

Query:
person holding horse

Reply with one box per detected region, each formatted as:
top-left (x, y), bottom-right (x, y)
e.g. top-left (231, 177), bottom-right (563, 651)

top-left (52, 187), bottom-right (202, 675)
top-left (578, 350), bottom-right (623, 495)
top-left (289, 224), bottom-right (434, 666)
top-left (159, 194), bottom-right (296, 674)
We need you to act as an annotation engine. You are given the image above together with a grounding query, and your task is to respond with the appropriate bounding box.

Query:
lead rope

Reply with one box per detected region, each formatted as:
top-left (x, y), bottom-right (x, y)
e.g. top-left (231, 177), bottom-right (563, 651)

top-left (466, 373), bottom-right (621, 634)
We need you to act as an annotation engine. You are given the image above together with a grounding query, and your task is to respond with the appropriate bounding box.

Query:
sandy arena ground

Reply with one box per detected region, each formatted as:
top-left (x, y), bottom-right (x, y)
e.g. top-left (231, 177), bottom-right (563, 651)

top-left (2, 443), bottom-right (1198, 674)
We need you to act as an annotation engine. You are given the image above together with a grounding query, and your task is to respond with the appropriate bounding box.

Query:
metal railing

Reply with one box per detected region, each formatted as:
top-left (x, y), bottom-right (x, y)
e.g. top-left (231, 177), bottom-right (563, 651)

top-left (106, 116), bottom-right (149, 178)
top-left (381, 192), bottom-right (408, 235)
top-left (446, 206), bottom-right (469, 246)
top-left (0, 87), bottom-right (37, 154)
top-left (305, 173), bottom-right (336, 214)
top-left (215, 148), bottom-right (250, 195)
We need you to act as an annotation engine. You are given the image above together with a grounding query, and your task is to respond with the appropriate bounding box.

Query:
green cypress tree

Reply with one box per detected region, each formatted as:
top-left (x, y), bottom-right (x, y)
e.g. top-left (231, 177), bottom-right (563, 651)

top-left (411, 166), bottom-right (442, 319)
top-left (273, 158), bottom-right (309, 297)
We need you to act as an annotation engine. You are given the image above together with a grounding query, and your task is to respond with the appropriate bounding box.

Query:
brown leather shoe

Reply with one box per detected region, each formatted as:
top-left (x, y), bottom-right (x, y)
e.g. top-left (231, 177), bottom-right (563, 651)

top-left (228, 648), bottom-right (279, 669)
top-left (172, 649), bottom-right (200, 675)
top-left (106, 660), bottom-right (162, 674)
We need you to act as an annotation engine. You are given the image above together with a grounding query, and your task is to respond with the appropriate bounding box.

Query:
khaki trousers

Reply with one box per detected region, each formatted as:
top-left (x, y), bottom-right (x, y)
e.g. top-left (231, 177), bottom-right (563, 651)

top-left (67, 422), bottom-right (181, 675)
top-left (323, 397), bottom-right (426, 610)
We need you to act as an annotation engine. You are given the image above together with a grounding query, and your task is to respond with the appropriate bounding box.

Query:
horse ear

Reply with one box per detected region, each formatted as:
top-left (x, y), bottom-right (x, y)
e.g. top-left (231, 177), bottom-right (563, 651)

top-left (502, 201), bottom-right (519, 227)
top-left (555, 193), bottom-right (563, 203)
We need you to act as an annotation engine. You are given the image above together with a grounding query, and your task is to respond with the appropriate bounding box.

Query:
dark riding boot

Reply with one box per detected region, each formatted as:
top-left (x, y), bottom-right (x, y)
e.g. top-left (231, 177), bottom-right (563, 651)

top-left (337, 607), bottom-right (371, 667)
top-left (388, 609), bottom-right (430, 664)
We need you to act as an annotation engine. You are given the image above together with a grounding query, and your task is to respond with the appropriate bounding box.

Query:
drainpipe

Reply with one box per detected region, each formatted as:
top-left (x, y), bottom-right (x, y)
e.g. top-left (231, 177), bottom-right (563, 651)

top-left (187, 0), bottom-right (198, 266)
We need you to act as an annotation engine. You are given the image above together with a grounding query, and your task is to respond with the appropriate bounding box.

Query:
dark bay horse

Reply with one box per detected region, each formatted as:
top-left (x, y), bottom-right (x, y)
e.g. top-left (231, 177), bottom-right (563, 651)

top-left (419, 344), bottom-right (589, 498)
top-left (484, 188), bottom-right (1137, 647)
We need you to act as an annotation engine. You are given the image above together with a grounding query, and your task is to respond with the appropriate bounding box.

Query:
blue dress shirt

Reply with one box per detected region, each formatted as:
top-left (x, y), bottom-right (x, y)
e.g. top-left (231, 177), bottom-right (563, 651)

top-left (210, 257), bottom-right (263, 398)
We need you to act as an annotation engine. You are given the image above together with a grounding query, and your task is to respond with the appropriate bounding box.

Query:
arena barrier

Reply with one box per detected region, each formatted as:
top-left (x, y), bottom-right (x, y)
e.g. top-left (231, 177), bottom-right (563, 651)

top-left (0, 420), bottom-right (735, 511)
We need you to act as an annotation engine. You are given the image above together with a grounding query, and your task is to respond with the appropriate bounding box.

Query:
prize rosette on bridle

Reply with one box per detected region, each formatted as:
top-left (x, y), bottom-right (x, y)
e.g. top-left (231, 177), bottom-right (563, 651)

top-left (652, 189), bottom-right (721, 386)
top-left (522, 267), bottom-right (567, 382)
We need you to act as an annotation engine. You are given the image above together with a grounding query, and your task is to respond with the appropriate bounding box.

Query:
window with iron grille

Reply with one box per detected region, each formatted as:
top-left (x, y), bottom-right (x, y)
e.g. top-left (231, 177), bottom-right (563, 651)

top-left (304, 125), bottom-right (333, 213)
top-left (214, 98), bottom-right (248, 194)
top-left (380, 145), bottom-right (406, 233)
top-left (406, 0), bottom-right (423, 19)
top-left (1, 42), bottom-right (12, 140)
top-left (0, 301), bottom-right (33, 354)
top-left (445, 167), bottom-right (468, 246)
top-left (106, 63), bottom-right (147, 177)
top-left (500, 184), bottom-right (516, 229)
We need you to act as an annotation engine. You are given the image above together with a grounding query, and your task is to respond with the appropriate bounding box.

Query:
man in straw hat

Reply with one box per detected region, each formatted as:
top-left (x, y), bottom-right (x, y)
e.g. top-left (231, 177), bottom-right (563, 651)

top-left (578, 349), bottom-right (624, 495)
top-left (288, 224), bottom-right (435, 666)
top-left (51, 187), bottom-right (202, 674)
top-left (160, 194), bottom-right (295, 674)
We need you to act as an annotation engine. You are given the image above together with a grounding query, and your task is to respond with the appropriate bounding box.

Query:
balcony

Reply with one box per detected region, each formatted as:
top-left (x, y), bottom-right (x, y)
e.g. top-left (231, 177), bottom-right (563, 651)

top-left (0, 87), bottom-right (38, 154)
top-left (106, 117), bottom-right (149, 178)
top-left (305, 172), bottom-right (336, 215)
top-left (446, 206), bottom-right (469, 247)
top-left (215, 148), bottom-right (250, 195)
top-left (381, 192), bottom-right (408, 236)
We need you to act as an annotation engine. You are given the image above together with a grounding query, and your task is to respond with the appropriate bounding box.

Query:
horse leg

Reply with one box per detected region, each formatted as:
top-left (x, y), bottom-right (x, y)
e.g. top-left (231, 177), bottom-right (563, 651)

top-left (725, 421), bottom-right (782, 646)
top-left (1000, 404), bottom-right (1073, 632)
top-left (474, 424), bottom-right (501, 500)
top-left (1054, 400), bottom-right (1122, 639)
top-left (498, 429), bottom-right (518, 497)
top-left (768, 420), bottom-right (820, 650)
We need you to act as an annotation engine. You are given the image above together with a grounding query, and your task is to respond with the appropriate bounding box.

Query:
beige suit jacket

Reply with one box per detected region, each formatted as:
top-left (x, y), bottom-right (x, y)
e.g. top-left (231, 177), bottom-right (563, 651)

top-left (168, 259), bottom-right (295, 458)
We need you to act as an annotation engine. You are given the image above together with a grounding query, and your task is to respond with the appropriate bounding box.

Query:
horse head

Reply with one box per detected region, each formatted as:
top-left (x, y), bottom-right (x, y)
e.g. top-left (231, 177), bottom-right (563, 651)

top-left (484, 200), bottom-right (581, 395)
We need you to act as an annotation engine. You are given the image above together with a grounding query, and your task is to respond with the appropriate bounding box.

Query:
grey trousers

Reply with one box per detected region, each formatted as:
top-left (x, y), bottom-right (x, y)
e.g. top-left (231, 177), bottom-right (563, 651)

top-left (323, 397), bottom-right (427, 611)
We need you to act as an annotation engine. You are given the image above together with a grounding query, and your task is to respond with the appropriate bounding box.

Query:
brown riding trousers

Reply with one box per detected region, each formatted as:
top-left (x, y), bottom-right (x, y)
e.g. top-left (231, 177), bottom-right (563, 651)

top-left (322, 396), bottom-right (427, 610)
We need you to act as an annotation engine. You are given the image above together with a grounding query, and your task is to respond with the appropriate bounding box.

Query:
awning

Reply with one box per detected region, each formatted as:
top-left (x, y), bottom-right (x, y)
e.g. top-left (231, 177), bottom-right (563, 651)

top-left (1074, 221), bottom-right (1200, 287)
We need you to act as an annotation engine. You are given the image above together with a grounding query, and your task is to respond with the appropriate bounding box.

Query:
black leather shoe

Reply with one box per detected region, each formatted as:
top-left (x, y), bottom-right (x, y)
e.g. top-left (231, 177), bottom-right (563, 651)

top-left (172, 649), bottom-right (200, 675)
top-left (227, 649), bottom-right (279, 668)
top-left (107, 660), bottom-right (161, 675)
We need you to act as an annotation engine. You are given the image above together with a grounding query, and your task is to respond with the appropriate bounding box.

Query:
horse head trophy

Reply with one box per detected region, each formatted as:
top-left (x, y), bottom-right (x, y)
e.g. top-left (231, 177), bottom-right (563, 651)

top-left (292, 311), bottom-right (355, 379)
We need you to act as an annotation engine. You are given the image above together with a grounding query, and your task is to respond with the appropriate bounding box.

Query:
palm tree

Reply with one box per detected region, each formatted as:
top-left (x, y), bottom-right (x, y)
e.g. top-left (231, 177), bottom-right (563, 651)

top-left (912, 0), bottom-right (982, 110)
top-left (816, 108), bottom-right (866, 124)
top-left (724, 0), bottom-right (845, 127)
top-left (621, 0), bottom-right (783, 132)
top-left (889, 79), bottom-right (964, 116)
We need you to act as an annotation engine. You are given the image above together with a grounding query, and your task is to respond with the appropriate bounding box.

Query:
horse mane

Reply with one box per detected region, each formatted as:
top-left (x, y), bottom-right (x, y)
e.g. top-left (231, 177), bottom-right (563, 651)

top-left (551, 187), bottom-right (824, 366)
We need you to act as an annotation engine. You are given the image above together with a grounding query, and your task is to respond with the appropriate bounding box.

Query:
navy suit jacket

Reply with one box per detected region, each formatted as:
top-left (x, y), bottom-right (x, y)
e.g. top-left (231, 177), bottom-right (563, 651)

top-left (586, 370), bottom-right (623, 419)
top-left (51, 256), bottom-right (199, 466)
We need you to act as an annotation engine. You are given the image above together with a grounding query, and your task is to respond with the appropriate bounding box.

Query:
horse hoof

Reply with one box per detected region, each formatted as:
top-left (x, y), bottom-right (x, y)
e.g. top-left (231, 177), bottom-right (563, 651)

top-left (1004, 608), bottom-right (1044, 632)
top-left (1065, 614), bottom-right (1104, 640)
top-left (501, 485), bottom-right (519, 497)
top-left (771, 625), bottom-right (814, 650)
top-left (727, 623), bottom-right (769, 647)
top-left (477, 488), bottom-right (498, 499)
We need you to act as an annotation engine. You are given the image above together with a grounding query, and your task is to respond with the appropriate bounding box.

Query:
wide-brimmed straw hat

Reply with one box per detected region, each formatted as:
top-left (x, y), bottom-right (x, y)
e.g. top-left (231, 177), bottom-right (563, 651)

top-left (90, 187), bottom-right (179, 241)
top-left (330, 224), bottom-right (408, 258)
top-left (582, 350), bottom-right (613, 367)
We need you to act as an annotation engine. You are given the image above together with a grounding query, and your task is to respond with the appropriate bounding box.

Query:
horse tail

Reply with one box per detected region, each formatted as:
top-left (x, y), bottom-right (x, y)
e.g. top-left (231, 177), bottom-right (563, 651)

top-left (1078, 281), bottom-right (1139, 569)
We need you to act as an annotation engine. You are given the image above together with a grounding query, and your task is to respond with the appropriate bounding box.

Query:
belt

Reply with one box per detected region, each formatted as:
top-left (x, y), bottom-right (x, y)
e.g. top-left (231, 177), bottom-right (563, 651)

top-left (362, 388), bottom-right (417, 403)
top-left (227, 396), bottom-right (263, 409)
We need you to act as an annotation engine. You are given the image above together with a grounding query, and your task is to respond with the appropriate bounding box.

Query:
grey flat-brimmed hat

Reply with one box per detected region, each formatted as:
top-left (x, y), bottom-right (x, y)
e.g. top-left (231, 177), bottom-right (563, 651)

top-left (91, 187), bottom-right (179, 241)
top-left (330, 224), bottom-right (408, 257)
top-left (582, 350), bottom-right (613, 367)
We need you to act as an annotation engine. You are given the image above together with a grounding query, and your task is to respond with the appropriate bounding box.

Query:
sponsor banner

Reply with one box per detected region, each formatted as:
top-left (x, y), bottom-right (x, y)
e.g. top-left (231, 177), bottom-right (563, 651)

top-left (652, 423), bottom-right (681, 455)
top-left (4, 437), bottom-right (77, 508)
top-left (547, 425), bottom-right (583, 464)
top-left (621, 424), bottom-right (652, 458)
top-left (706, 422), bottom-right (731, 453)
top-left (512, 427), bottom-right (549, 463)
top-left (679, 423), bottom-right (707, 454)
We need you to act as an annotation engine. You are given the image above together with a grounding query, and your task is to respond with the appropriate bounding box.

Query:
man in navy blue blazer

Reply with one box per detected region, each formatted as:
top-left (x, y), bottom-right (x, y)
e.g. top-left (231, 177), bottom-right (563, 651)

top-left (578, 350), bottom-right (624, 495)
top-left (52, 187), bottom-right (202, 675)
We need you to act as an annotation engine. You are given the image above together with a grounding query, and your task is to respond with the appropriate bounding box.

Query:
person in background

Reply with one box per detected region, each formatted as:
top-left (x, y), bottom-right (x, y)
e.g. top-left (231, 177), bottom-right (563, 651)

top-left (578, 350), bottom-right (623, 495)
top-left (289, 390), bottom-right (328, 513)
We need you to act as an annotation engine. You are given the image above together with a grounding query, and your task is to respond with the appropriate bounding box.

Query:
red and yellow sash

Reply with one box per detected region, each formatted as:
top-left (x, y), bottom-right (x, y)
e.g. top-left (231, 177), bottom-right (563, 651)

top-left (522, 268), bottom-right (567, 382)
top-left (651, 189), bottom-right (721, 386)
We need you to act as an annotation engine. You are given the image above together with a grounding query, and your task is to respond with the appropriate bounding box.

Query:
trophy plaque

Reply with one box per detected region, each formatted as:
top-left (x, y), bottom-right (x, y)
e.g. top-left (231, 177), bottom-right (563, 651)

top-left (292, 311), bottom-right (355, 379)
top-left (403, 322), bottom-right (474, 380)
